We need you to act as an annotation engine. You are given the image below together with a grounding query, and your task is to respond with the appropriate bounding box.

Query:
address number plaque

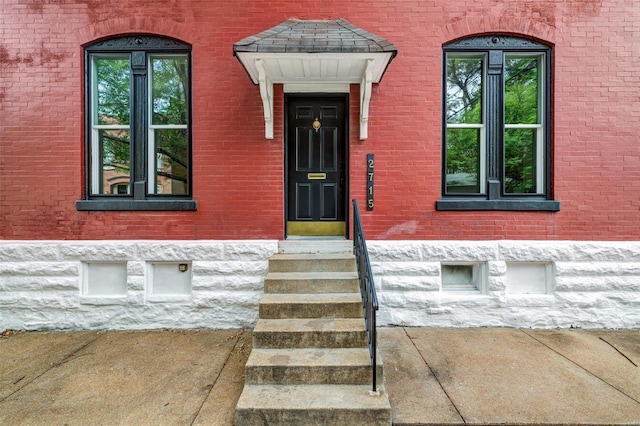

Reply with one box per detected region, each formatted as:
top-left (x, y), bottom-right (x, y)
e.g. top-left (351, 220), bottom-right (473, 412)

top-left (367, 153), bottom-right (374, 211)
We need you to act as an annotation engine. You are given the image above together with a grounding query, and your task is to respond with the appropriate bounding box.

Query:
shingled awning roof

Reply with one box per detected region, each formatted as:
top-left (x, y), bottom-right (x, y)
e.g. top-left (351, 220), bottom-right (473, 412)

top-left (234, 18), bottom-right (397, 55)
top-left (233, 19), bottom-right (397, 139)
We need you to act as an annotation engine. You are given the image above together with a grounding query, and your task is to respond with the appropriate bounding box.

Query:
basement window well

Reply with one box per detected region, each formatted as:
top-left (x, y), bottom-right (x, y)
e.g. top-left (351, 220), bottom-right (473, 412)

top-left (441, 263), bottom-right (486, 294)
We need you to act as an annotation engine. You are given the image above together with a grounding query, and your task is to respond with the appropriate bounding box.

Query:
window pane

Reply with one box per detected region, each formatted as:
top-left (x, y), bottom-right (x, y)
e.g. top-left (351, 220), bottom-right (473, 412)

top-left (446, 128), bottom-right (481, 194)
top-left (151, 129), bottom-right (188, 194)
top-left (505, 55), bottom-right (540, 125)
top-left (442, 264), bottom-right (478, 292)
top-left (94, 57), bottom-right (130, 125)
top-left (446, 55), bottom-right (483, 124)
top-left (96, 129), bottom-right (130, 195)
top-left (151, 56), bottom-right (188, 125)
top-left (504, 128), bottom-right (539, 194)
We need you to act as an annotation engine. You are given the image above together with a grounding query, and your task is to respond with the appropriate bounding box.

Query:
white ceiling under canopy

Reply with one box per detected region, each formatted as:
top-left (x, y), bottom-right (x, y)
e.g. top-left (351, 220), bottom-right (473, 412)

top-left (233, 19), bottom-right (397, 140)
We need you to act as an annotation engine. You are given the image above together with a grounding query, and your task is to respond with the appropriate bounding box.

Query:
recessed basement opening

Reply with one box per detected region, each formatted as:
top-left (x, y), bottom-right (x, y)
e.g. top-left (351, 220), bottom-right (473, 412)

top-left (506, 262), bottom-right (553, 294)
top-left (441, 263), bottom-right (485, 294)
top-left (148, 262), bottom-right (192, 300)
top-left (82, 262), bottom-right (128, 296)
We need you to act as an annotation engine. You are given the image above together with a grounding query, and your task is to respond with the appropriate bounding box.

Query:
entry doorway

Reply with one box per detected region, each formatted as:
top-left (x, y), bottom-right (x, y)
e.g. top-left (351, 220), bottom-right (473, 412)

top-left (285, 95), bottom-right (348, 237)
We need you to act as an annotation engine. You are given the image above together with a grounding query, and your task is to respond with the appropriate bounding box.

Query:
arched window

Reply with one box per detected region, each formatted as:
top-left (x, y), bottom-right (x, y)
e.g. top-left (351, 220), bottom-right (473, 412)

top-left (437, 35), bottom-right (559, 211)
top-left (77, 35), bottom-right (195, 211)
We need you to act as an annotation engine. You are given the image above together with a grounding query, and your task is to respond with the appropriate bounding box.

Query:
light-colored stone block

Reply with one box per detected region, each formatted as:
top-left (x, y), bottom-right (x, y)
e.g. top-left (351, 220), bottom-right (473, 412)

top-left (0, 243), bottom-right (60, 261)
top-left (422, 241), bottom-right (499, 261)
top-left (371, 261), bottom-right (439, 276)
top-left (193, 261), bottom-right (268, 276)
top-left (1, 276), bottom-right (79, 292)
top-left (380, 276), bottom-right (439, 292)
top-left (0, 262), bottom-right (78, 276)
top-left (570, 242), bottom-right (640, 262)
top-left (223, 241), bottom-right (278, 260)
top-left (60, 242), bottom-right (137, 260)
top-left (368, 241), bottom-right (423, 261)
top-left (498, 241), bottom-right (575, 261)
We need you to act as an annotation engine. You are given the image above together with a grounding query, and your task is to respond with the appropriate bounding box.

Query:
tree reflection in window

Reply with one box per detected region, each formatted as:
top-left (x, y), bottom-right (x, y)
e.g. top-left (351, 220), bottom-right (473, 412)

top-left (94, 56), bottom-right (131, 194)
top-left (504, 55), bottom-right (542, 194)
top-left (445, 55), bottom-right (484, 194)
top-left (149, 56), bottom-right (189, 194)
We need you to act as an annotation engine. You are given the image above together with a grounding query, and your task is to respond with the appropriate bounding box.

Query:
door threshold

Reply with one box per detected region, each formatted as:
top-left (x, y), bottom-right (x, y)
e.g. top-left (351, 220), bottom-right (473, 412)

top-left (286, 221), bottom-right (346, 237)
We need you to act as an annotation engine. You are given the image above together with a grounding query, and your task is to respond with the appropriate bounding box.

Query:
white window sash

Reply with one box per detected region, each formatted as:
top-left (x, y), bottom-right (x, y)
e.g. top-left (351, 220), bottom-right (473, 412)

top-left (504, 124), bottom-right (544, 194)
top-left (446, 123), bottom-right (487, 194)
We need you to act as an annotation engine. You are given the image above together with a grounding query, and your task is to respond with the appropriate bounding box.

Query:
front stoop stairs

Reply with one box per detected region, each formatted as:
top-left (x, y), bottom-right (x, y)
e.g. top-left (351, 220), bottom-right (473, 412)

top-left (235, 240), bottom-right (391, 425)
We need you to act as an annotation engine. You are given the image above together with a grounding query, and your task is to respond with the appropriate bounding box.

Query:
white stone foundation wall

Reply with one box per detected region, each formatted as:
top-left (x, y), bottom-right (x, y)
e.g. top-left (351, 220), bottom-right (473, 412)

top-left (0, 241), bottom-right (278, 331)
top-left (2, 240), bottom-right (639, 331)
top-left (369, 240), bottom-right (640, 329)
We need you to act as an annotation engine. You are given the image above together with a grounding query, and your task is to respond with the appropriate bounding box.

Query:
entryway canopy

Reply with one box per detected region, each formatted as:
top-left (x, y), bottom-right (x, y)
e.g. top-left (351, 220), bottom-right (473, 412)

top-left (233, 19), bottom-right (397, 140)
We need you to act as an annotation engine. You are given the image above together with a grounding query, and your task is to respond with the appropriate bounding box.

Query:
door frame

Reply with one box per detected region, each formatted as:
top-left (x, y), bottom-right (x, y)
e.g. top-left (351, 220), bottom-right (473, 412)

top-left (284, 93), bottom-right (350, 239)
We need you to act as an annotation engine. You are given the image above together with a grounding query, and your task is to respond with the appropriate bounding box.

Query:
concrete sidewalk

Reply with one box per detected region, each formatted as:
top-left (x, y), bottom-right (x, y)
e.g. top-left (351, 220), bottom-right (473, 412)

top-left (381, 328), bottom-right (640, 425)
top-left (1, 328), bottom-right (639, 425)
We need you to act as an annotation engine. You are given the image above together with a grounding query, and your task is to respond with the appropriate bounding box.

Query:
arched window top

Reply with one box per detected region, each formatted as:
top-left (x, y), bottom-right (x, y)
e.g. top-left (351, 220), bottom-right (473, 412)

top-left (444, 34), bottom-right (550, 51)
top-left (86, 34), bottom-right (190, 52)
top-left (438, 33), bottom-right (558, 212)
top-left (78, 33), bottom-right (195, 211)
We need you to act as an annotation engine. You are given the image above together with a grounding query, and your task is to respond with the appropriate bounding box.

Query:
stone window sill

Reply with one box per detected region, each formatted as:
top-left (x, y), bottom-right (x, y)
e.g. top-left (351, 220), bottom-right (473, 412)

top-left (80, 296), bottom-right (128, 305)
top-left (436, 199), bottom-right (560, 212)
top-left (147, 294), bottom-right (192, 304)
top-left (76, 199), bottom-right (197, 211)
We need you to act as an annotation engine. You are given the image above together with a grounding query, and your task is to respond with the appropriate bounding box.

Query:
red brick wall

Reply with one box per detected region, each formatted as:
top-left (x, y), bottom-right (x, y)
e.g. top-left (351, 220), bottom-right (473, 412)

top-left (1, 0), bottom-right (638, 240)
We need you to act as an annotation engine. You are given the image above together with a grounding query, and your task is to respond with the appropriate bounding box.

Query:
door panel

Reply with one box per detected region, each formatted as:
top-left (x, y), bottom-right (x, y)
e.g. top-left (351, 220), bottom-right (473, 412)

top-left (295, 183), bottom-right (312, 219)
top-left (321, 183), bottom-right (338, 220)
top-left (321, 128), bottom-right (338, 171)
top-left (296, 128), bottom-right (313, 170)
top-left (287, 96), bottom-right (346, 236)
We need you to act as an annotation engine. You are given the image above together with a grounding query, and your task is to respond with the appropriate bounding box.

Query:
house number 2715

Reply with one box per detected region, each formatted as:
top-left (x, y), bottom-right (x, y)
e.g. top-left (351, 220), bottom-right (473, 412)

top-left (367, 153), bottom-right (374, 211)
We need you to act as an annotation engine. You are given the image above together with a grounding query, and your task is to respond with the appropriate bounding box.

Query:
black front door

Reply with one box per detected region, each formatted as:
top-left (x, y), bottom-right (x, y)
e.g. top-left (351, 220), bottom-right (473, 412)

top-left (286, 95), bottom-right (347, 236)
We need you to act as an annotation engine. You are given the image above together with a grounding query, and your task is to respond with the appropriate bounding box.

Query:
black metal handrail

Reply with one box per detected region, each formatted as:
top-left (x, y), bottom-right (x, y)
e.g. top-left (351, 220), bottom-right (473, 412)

top-left (352, 199), bottom-right (379, 394)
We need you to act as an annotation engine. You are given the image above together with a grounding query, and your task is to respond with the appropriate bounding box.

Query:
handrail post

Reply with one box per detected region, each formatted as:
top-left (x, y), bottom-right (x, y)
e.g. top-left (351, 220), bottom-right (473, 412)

top-left (352, 199), bottom-right (379, 394)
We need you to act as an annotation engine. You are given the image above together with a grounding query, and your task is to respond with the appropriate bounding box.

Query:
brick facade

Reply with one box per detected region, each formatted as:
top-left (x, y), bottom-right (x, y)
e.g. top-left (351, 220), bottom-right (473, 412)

top-left (1, 0), bottom-right (638, 241)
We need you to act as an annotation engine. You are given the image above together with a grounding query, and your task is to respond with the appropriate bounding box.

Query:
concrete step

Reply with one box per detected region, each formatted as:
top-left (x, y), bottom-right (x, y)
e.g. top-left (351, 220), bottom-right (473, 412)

top-left (235, 248), bottom-right (389, 426)
top-left (244, 347), bottom-right (382, 385)
top-left (268, 253), bottom-right (357, 273)
top-left (259, 293), bottom-right (363, 319)
top-left (279, 239), bottom-right (353, 254)
top-left (264, 271), bottom-right (359, 294)
top-left (253, 318), bottom-right (367, 349)
top-left (235, 384), bottom-right (391, 426)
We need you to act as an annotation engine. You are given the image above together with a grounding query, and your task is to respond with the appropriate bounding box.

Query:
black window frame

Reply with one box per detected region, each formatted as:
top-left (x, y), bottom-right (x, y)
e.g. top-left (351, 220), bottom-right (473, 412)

top-left (77, 35), bottom-right (196, 211)
top-left (437, 35), bottom-right (559, 212)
